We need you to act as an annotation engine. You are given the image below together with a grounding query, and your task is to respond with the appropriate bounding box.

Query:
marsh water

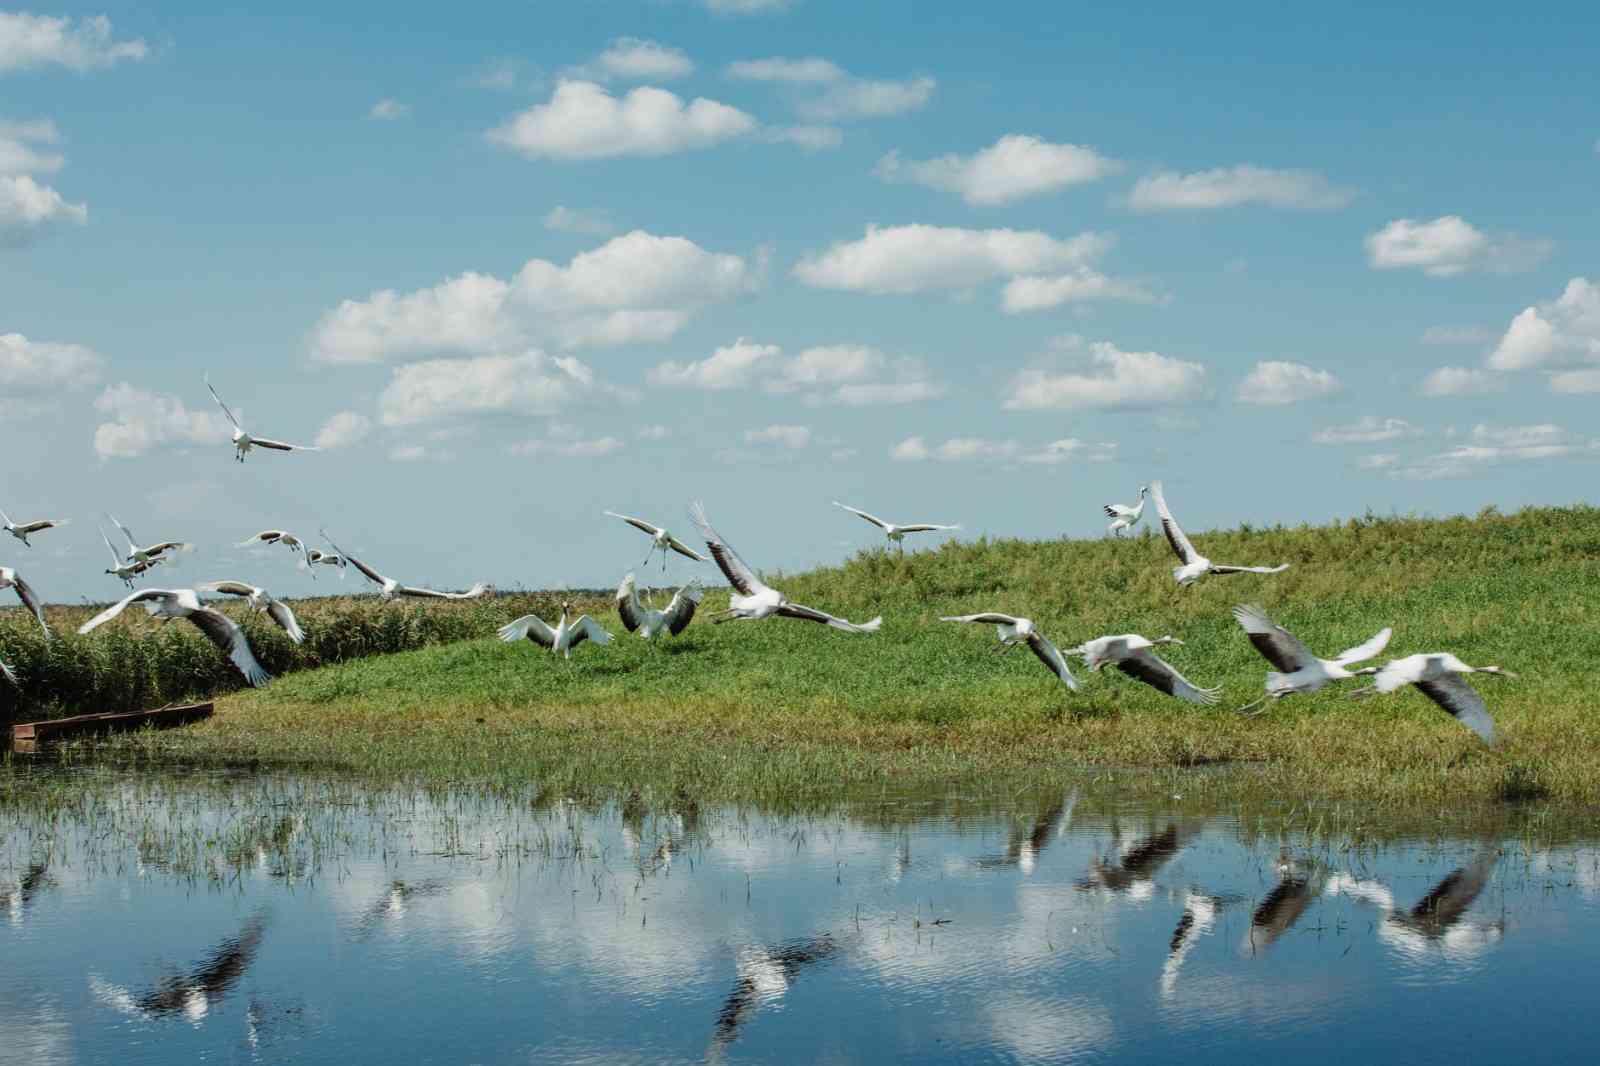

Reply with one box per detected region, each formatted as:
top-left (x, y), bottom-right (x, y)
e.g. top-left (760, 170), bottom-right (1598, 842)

top-left (3, 769), bottom-right (1597, 1065)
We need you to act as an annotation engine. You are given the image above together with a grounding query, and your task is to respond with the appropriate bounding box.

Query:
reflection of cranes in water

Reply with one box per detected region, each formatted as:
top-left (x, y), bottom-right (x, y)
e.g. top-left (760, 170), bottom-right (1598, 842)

top-left (973, 791), bottom-right (1077, 874)
top-left (352, 879), bottom-right (452, 938)
top-left (1242, 854), bottom-right (1329, 954)
top-left (1077, 823), bottom-right (1193, 898)
top-left (2, 861), bottom-right (53, 923)
top-left (1327, 849), bottom-right (1503, 960)
top-left (91, 910), bottom-right (269, 1023)
top-left (708, 934), bottom-right (841, 1060)
top-left (1160, 890), bottom-right (1237, 997)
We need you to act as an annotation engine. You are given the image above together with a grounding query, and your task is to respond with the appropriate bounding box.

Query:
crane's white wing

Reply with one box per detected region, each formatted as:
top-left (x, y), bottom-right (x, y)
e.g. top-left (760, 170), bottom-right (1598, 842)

top-left (1415, 675), bottom-right (1498, 746)
top-left (499, 614), bottom-right (557, 648)
top-left (940, 612), bottom-right (1022, 626)
top-left (1025, 631), bottom-right (1079, 691)
top-left (615, 573), bottom-right (644, 632)
top-left (250, 437), bottom-right (318, 452)
top-left (78, 589), bottom-right (176, 634)
top-left (776, 602), bottom-right (881, 633)
top-left (604, 511), bottom-right (663, 538)
top-left (1116, 648), bottom-right (1220, 705)
top-left (198, 580), bottom-right (259, 598)
top-left (1231, 604), bottom-right (1314, 673)
top-left (99, 524), bottom-right (123, 565)
top-left (1149, 481), bottom-right (1200, 566)
top-left (187, 607), bottom-right (272, 687)
top-left (1210, 563), bottom-right (1290, 576)
top-left (265, 599), bottom-right (305, 644)
top-left (1104, 503), bottom-right (1135, 519)
top-left (145, 542), bottom-right (194, 557)
top-left (896, 523), bottom-right (959, 534)
top-left (688, 501), bottom-right (769, 598)
top-left (1334, 626), bottom-right (1393, 666)
top-left (396, 585), bottom-right (453, 600)
top-left (4, 572), bottom-right (49, 636)
top-left (205, 375), bottom-right (242, 430)
top-left (664, 534), bottom-right (709, 562)
top-left (107, 513), bottom-right (139, 550)
top-left (570, 615), bottom-right (612, 647)
top-left (663, 580), bottom-right (703, 635)
top-left (832, 502), bottom-right (889, 531)
top-left (17, 518), bottom-right (67, 535)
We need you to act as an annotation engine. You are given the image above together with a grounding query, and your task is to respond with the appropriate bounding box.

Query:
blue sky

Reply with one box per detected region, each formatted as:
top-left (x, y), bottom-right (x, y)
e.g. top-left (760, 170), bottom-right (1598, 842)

top-left (3, 1), bottom-right (1597, 601)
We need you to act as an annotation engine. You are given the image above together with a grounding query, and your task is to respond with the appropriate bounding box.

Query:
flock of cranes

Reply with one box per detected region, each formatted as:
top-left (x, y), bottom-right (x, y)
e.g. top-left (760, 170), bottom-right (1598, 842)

top-left (0, 374), bottom-right (1518, 746)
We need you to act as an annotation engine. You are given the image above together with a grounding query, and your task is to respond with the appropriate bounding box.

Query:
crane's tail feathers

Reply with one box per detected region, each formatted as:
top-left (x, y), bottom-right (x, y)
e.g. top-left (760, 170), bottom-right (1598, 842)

top-left (854, 616), bottom-right (883, 633)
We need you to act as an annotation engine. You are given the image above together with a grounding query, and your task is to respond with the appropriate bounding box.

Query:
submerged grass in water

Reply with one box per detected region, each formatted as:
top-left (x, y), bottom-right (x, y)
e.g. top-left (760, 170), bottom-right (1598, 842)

top-left (7, 504), bottom-right (1600, 808)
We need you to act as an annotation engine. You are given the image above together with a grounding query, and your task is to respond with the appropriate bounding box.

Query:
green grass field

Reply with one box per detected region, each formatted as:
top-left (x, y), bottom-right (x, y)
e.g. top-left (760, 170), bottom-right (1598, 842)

top-left (17, 502), bottom-right (1593, 809)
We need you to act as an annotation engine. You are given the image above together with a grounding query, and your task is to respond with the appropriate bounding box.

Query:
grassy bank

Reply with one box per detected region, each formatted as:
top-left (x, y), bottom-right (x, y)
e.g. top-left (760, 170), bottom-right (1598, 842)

top-left (0, 590), bottom-right (610, 727)
top-left (11, 504), bottom-right (1600, 808)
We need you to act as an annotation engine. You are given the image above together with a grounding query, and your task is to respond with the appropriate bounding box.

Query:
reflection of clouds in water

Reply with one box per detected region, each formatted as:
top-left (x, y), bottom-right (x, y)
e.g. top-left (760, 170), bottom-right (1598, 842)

top-left (0, 993), bottom-right (75, 1064)
top-left (983, 993), bottom-right (1115, 1062)
top-left (2, 861), bottom-right (52, 925)
top-left (1529, 847), bottom-right (1600, 897)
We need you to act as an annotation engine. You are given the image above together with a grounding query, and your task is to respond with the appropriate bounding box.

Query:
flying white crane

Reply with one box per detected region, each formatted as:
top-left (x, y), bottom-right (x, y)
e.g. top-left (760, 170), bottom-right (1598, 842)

top-left (831, 502), bottom-right (959, 550)
top-left (1, 507), bottom-right (68, 548)
top-left (197, 581), bottom-right (306, 644)
top-left (320, 531), bottom-right (490, 601)
top-left (237, 530), bottom-right (307, 554)
top-left (0, 567), bottom-right (49, 637)
top-left (603, 511), bottom-right (709, 571)
top-left (1103, 486), bottom-right (1148, 537)
top-left (1233, 604), bottom-right (1392, 714)
top-left (1066, 634), bottom-right (1220, 705)
top-left (1349, 653), bottom-right (1514, 746)
top-left (106, 513), bottom-right (193, 567)
top-left (301, 549), bottom-right (346, 579)
top-left (616, 573), bottom-right (702, 641)
top-left (97, 523), bottom-right (164, 588)
top-left (206, 375), bottom-right (320, 462)
top-left (498, 601), bottom-right (612, 659)
top-left (1149, 481), bottom-right (1289, 586)
top-left (78, 589), bottom-right (272, 687)
top-left (689, 501), bottom-right (881, 633)
top-left (940, 612), bottom-right (1077, 691)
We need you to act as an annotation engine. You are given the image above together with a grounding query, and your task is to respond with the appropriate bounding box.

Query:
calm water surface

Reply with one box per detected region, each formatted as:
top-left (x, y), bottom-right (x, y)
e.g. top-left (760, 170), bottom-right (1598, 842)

top-left (2, 769), bottom-right (1597, 1064)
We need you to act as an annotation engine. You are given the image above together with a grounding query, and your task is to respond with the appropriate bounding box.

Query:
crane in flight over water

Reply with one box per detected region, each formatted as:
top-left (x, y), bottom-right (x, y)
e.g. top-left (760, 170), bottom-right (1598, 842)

top-left (1349, 653), bottom-right (1515, 746)
top-left (616, 573), bottom-right (702, 641)
top-left (321, 531), bottom-right (490, 601)
top-left (0, 567), bottom-right (49, 637)
top-left (1103, 486), bottom-right (1148, 537)
top-left (1, 507), bottom-right (68, 548)
top-left (206, 375), bottom-right (320, 462)
top-left (831, 502), bottom-right (959, 550)
top-left (1150, 481), bottom-right (1289, 586)
top-left (604, 511), bottom-right (709, 571)
top-left (198, 581), bottom-right (306, 644)
top-left (1067, 634), bottom-right (1220, 705)
top-left (1233, 604), bottom-right (1391, 714)
top-left (79, 588), bottom-right (272, 687)
top-left (940, 613), bottom-right (1077, 691)
top-left (498, 601), bottom-right (611, 659)
top-left (690, 501), bottom-right (881, 633)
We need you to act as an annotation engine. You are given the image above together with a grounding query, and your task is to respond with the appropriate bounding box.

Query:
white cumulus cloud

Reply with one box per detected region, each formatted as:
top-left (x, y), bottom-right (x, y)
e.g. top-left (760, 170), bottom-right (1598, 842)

top-left (1550, 369), bottom-right (1600, 394)
top-left (542, 205), bottom-right (617, 235)
top-left (0, 12), bottom-right (147, 73)
top-left (1399, 424), bottom-right (1592, 479)
top-left (1487, 277), bottom-right (1600, 372)
top-left (1128, 165), bottom-right (1353, 211)
top-left (1235, 360), bottom-right (1341, 405)
top-left (890, 435), bottom-right (1114, 464)
top-left (487, 80), bottom-right (755, 160)
top-left (1, 121), bottom-right (86, 243)
top-left (1000, 269), bottom-right (1158, 312)
top-left (1365, 216), bottom-right (1552, 277)
top-left (761, 124), bottom-right (842, 151)
top-left (570, 38), bottom-right (693, 82)
top-left (726, 56), bottom-right (842, 83)
top-left (1311, 416), bottom-right (1423, 445)
top-left (313, 411), bottom-right (372, 449)
top-left (93, 384), bottom-right (230, 459)
top-left (368, 98), bottom-right (408, 120)
top-left (0, 331), bottom-right (101, 388)
top-left (311, 230), bottom-right (754, 361)
top-left (726, 55), bottom-right (932, 122)
top-left (648, 339), bottom-right (942, 404)
top-left (377, 350), bottom-right (618, 427)
top-left (874, 134), bottom-right (1120, 206)
top-left (794, 223), bottom-right (1111, 296)
top-left (744, 424), bottom-right (811, 448)
top-left (1003, 341), bottom-right (1208, 410)
top-left (648, 338), bottom-right (781, 390)
top-left (510, 424), bottom-right (625, 458)
top-left (1419, 366), bottom-right (1504, 397)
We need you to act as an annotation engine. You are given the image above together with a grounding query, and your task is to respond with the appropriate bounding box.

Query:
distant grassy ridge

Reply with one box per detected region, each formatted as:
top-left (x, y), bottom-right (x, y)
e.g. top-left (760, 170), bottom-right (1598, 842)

top-left (0, 590), bottom-right (611, 727)
top-left (37, 502), bottom-right (1600, 806)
